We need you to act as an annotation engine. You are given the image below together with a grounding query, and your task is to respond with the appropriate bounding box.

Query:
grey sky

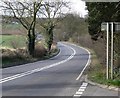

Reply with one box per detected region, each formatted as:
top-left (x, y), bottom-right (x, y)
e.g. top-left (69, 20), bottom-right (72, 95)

top-left (65, 0), bottom-right (88, 17)
top-left (0, 0), bottom-right (88, 17)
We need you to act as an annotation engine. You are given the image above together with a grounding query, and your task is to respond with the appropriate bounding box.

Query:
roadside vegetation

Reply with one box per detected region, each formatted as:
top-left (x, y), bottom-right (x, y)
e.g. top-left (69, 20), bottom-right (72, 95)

top-left (1, 0), bottom-right (67, 68)
top-left (55, 3), bottom-right (120, 87)
top-left (87, 50), bottom-right (120, 87)
top-left (1, 23), bottom-right (59, 68)
top-left (1, 42), bottom-right (58, 68)
top-left (86, 2), bottom-right (120, 87)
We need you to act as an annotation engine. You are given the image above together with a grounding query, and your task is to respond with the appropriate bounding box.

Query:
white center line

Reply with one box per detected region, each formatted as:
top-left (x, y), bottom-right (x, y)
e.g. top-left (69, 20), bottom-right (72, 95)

top-left (1, 43), bottom-right (76, 84)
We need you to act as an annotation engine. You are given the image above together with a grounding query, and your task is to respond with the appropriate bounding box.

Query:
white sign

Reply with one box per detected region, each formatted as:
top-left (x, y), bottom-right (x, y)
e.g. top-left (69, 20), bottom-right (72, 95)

top-left (101, 22), bottom-right (120, 33)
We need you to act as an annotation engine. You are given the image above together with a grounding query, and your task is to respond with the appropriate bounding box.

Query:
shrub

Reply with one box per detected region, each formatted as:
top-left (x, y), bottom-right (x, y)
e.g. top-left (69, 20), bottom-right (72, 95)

top-left (34, 44), bottom-right (47, 58)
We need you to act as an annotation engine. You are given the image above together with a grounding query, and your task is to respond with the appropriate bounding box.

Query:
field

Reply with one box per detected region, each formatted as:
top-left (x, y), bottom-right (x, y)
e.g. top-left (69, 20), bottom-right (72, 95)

top-left (2, 23), bottom-right (26, 35)
top-left (0, 23), bottom-right (27, 67)
top-left (0, 35), bottom-right (26, 48)
top-left (1, 23), bottom-right (27, 49)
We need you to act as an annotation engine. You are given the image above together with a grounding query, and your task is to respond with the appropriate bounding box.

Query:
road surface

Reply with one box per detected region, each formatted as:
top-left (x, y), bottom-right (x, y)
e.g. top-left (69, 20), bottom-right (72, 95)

top-left (1, 42), bottom-right (118, 97)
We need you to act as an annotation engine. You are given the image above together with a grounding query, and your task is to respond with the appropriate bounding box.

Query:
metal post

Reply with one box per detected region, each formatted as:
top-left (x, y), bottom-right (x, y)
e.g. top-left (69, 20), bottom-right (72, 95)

top-left (106, 22), bottom-right (109, 79)
top-left (111, 22), bottom-right (114, 79)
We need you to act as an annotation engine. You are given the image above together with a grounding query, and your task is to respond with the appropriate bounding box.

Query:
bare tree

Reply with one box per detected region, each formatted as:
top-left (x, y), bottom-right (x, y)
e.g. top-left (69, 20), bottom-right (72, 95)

top-left (1, 0), bottom-right (42, 56)
top-left (38, 0), bottom-right (69, 52)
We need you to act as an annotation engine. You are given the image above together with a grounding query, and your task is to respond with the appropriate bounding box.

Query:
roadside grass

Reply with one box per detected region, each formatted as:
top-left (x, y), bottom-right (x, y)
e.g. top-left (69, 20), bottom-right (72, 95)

top-left (68, 33), bottom-right (120, 87)
top-left (1, 42), bottom-right (59, 68)
top-left (0, 35), bottom-right (26, 48)
top-left (87, 49), bottom-right (120, 87)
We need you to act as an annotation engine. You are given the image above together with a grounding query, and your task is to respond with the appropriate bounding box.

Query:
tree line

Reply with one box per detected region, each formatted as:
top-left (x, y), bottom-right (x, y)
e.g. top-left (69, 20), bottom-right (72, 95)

top-left (86, 2), bottom-right (120, 40)
top-left (54, 13), bottom-right (88, 42)
top-left (86, 2), bottom-right (120, 70)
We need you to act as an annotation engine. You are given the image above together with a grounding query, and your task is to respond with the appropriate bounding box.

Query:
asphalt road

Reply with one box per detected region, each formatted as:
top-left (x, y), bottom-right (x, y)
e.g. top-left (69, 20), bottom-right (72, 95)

top-left (1, 42), bottom-right (118, 97)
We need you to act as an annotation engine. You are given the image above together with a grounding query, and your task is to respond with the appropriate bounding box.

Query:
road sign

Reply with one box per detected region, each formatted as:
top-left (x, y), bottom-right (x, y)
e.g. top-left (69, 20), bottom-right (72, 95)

top-left (101, 22), bottom-right (120, 79)
top-left (101, 22), bottom-right (120, 32)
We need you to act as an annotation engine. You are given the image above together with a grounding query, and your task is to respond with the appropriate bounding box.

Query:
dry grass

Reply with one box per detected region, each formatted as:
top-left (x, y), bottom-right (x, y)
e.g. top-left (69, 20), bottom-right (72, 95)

top-left (1, 43), bottom-right (47, 68)
top-left (1, 42), bottom-right (59, 68)
top-left (70, 33), bottom-right (120, 86)
top-left (1, 48), bottom-right (29, 68)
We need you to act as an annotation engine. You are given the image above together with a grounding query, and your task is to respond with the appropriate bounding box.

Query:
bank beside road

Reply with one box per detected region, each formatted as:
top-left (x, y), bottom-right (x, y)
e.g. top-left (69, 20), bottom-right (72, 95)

top-left (1, 41), bottom-right (59, 68)
top-left (87, 49), bottom-right (120, 88)
top-left (66, 42), bottom-right (120, 92)
top-left (70, 42), bottom-right (120, 91)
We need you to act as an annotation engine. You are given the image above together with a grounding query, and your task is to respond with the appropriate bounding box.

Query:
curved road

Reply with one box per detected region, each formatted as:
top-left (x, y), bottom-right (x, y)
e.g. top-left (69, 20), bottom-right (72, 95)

top-left (1, 42), bottom-right (118, 97)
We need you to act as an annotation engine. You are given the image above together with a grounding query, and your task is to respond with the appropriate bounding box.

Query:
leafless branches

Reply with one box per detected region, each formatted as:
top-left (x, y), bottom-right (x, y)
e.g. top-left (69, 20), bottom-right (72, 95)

top-left (1, 0), bottom-right (70, 55)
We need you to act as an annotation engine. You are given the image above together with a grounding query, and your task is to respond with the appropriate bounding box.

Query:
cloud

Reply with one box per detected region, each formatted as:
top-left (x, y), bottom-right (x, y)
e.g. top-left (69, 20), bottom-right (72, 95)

top-left (65, 0), bottom-right (88, 17)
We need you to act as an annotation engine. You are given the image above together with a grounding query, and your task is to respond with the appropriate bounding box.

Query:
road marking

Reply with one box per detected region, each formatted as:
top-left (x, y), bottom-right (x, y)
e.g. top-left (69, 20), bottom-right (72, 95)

top-left (76, 91), bottom-right (83, 95)
top-left (76, 48), bottom-right (91, 80)
top-left (49, 44), bottom-right (61, 59)
top-left (78, 88), bottom-right (85, 92)
top-left (73, 82), bottom-right (88, 97)
top-left (79, 86), bottom-right (86, 89)
top-left (62, 42), bottom-right (91, 81)
top-left (38, 43), bottom-right (61, 63)
top-left (74, 46), bottom-right (91, 80)
top-left (73, 94), bottom-right (81, 97)
top-left (81, 82), bottom-right (88, 87)
top-left (0, 43), bottom-right (76, 84)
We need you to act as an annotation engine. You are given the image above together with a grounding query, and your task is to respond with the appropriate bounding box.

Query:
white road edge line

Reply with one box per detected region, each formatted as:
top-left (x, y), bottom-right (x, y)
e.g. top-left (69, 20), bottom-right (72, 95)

top-left (49, 43), bottom-right (61, 60)
top-left (0, 43), bottom-right (76, 84)
top-left (71, 44), bottom-right (91, 81)
top-left (62, 42), bottom-right (91, 81)
top-left (76, 48), bottom-right (91, 80)
top-left (37, 43), bottom-right (62, 62)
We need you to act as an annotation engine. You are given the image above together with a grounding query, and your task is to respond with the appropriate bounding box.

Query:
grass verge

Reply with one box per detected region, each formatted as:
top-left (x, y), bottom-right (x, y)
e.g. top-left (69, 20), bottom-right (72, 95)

top-left (1, 45), bottom-right (60, 68)
top-left (87, 49), bottom-right (120, 87)
top-left (67, 41), bottom-right (120, 87)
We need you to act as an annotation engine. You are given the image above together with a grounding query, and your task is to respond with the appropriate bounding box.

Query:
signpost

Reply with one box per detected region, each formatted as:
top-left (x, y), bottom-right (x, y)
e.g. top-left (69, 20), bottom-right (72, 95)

top-left (111, 23), bottom-right (114, 79)
top-left (101, 22), bottom-right (120, 79)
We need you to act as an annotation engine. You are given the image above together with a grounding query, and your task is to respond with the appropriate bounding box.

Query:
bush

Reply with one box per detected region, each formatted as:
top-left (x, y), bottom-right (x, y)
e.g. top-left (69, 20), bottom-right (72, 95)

top-left (34, 44), bottom-right (47, 58)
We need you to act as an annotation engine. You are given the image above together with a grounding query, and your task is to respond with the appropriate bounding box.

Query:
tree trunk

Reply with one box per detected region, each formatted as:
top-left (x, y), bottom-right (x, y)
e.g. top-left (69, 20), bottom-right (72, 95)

top-left (28, 30), bottom-right (35, 56)
top-left (48, 32), bottom-right (53, 51)
top-left (46, 26), bottom-right (54, 52)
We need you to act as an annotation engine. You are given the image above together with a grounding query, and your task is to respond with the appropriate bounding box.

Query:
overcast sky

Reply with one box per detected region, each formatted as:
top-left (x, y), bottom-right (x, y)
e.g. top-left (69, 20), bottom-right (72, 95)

top-left (65, 0), bottom-right (88, 17)
top-left (0, 0), bottom-right (88, 17)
